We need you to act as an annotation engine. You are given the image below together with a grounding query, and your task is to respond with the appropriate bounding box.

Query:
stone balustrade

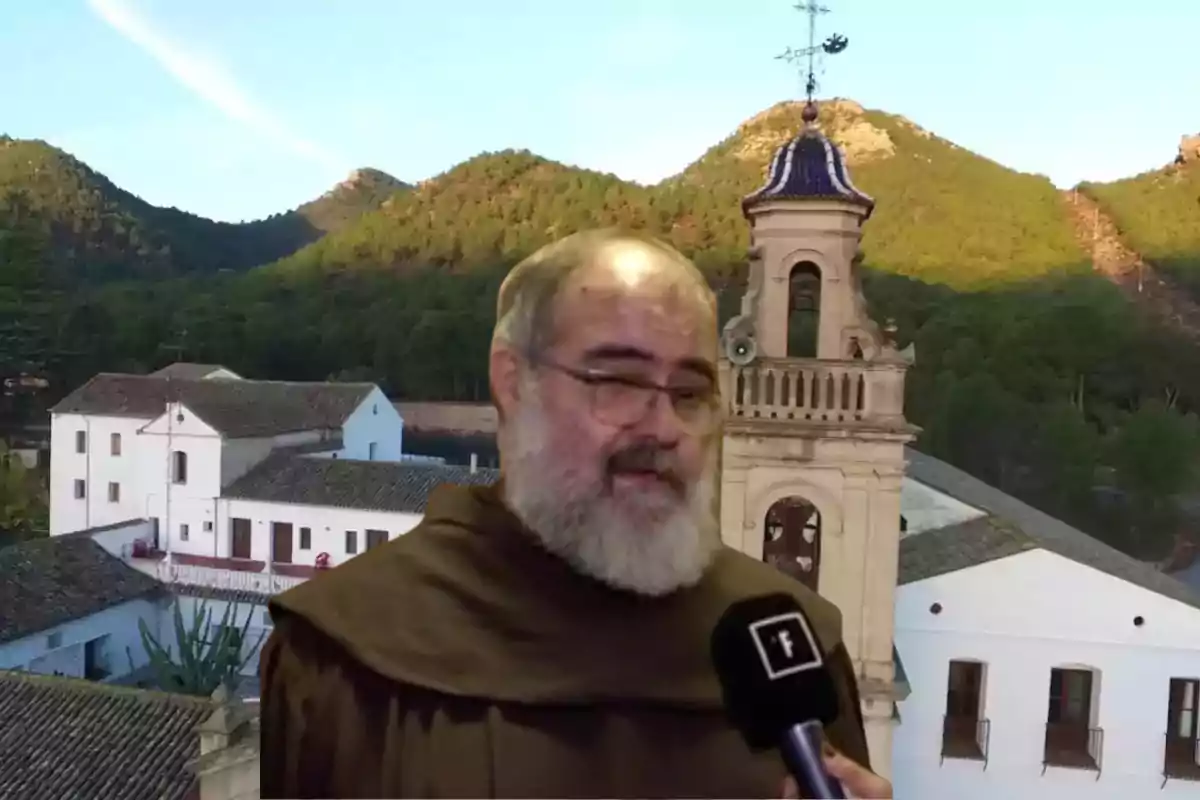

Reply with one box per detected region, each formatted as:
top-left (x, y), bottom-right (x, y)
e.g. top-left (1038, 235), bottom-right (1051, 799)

top-left (144, 560), bottom-right (307, 595)
top-left (721, 357), bottom-right (908, 427)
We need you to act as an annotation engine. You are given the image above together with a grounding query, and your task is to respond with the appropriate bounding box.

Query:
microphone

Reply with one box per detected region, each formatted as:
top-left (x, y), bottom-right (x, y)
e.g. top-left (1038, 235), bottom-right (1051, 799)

top-left (710, 593), bottom-right (846, 799)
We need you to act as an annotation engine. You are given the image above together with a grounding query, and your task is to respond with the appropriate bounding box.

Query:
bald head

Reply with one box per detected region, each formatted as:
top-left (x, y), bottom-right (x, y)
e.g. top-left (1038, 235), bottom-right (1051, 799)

top-left (492, 228), bottom-right (715, 359)
top-left (490, 229), bottom-right (724, 596)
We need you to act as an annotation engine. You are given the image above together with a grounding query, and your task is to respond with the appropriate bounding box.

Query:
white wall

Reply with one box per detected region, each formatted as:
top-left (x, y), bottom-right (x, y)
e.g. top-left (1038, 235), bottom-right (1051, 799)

top-left (900, 477), bottom-right (987, 536)
top-left (0, 597), bottom-right (164, 682)
top-left (50, 413), bottom-right (153, 535)
top-left (217, 498), bottom-right (422, 567)
top-left (339, 387), bottom-right (405, 462)
top-left (85, 518), bottom-right (157, 557)
top-left (893, 548), bottom-right (1200, 799)
top-left (138, 402), bottom-right (227, 557)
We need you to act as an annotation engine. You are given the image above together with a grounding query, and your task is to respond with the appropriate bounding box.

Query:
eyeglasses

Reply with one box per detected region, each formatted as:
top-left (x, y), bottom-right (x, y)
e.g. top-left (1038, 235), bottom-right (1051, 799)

top-left (530, 356), bottom-right (720, 434)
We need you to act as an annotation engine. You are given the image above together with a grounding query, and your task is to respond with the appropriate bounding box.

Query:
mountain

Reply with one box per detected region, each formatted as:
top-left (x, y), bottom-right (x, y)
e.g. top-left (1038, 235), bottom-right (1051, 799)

top-left (1079, 158), bottom-right (1200, 296)
top-left (269, 100), bottom-right (1087, 289)
top-left (5, 100), bottom-right (1200, 563)
top-left (293, 167), bottom-right (410, 233)
top-left (0, 135), bottom-right (408, 280)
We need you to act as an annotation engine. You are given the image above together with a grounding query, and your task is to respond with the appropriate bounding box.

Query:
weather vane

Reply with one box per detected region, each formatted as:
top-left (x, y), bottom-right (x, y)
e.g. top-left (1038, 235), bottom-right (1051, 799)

top-left (775, 1), bottom-right (849, 110)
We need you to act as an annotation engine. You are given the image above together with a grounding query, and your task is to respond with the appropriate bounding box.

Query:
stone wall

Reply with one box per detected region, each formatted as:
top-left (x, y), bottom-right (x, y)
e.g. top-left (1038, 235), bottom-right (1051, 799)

top-left (192, 688), bottom-right (261, 800)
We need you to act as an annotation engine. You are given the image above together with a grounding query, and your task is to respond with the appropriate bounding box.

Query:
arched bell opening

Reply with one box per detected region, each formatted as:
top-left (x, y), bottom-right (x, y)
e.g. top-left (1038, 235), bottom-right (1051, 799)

top-left (763, 495), bottom-right (823, 592)
top-left (788, 262), bottom-right (821, 359)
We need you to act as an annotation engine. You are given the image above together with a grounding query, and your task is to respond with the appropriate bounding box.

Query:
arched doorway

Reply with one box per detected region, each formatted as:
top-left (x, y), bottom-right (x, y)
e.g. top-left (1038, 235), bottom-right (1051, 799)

top-left (788, 262), bottom-right (821, 358)
top-left (763, 496), bottom-right (822, 591)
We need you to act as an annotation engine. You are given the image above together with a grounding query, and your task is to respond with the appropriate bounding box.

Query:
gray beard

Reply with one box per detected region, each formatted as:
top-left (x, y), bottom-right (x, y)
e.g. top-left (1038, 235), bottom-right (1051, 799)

top-left (501, 387), bottom-right (722, 597)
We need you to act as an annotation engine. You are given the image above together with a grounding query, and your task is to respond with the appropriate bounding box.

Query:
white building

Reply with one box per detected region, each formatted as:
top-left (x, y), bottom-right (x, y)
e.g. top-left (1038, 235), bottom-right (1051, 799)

top-left (45, 363), bottom-right (498, 687)
top-left (49, 363), bottom-right (407, 539)
top-left (40, 366), bottom-right (1200, 796)
top-left (0, 531), bottom-right (166, 682)
top-left (893, 449), bottom-right (1200, 798)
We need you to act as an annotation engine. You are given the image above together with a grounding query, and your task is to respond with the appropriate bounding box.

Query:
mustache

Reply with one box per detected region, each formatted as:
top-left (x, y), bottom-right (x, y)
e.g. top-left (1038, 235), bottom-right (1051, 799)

top-left (607, 444), bottom-right (685, 491)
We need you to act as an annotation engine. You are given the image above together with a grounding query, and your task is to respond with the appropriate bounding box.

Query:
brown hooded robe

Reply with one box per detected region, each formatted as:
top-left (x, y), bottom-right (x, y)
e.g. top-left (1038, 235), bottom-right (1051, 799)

top-left (259, 482), bottom-right (870, 798)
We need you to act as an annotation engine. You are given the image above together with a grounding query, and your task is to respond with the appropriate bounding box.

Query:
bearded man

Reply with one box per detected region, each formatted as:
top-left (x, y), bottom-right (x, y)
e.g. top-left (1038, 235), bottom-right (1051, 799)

top-left (259, 229), bottom-right (891, 799)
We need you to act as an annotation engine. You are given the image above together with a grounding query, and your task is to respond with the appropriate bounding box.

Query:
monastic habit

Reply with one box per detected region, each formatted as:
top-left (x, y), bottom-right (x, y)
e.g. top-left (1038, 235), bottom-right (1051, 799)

top-left (259, 482), bottom-right (870, 798)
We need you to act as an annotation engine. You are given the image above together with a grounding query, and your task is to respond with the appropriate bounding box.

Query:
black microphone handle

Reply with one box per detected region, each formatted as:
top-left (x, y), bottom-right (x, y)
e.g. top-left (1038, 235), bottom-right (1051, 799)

top-left (780, 720), bottom-right (847, 799)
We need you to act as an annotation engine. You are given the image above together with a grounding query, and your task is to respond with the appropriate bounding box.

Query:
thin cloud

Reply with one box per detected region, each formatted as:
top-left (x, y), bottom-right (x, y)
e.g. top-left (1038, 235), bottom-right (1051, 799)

top-left (86, 0), bottom-right (345, 173)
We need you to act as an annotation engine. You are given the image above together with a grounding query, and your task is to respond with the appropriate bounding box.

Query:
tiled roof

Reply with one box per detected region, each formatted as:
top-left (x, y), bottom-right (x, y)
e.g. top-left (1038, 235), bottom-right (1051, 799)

top-left (223, 453), bottom-right (500, 513)
top-left (51, 372), bottom-right (374, 438)
top-left (150, 362), bottom-right (236, 380)
top-left (901, 448), bottom-right (1200, 611)
top-left (0, 537), bottom-right (166, 645)
top-left (0, 670), bottom-right (214, 800)
top-left (743, 123), bottom-right (874, 214)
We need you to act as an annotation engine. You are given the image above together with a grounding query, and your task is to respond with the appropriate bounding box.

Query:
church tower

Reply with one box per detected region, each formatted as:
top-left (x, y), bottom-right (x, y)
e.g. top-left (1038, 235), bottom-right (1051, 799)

top-left (716, 91), bottom-right (917, 774)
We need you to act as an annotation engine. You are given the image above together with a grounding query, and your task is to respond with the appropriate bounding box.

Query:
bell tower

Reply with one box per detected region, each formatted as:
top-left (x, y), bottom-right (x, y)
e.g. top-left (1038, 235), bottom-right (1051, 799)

top-left (716, 3), bottom-right (917, 779)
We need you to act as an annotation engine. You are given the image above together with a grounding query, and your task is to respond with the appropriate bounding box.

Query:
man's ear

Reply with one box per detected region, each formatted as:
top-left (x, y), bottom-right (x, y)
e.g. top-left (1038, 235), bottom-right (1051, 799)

top-left (489, 343), bottom-right (522, 421)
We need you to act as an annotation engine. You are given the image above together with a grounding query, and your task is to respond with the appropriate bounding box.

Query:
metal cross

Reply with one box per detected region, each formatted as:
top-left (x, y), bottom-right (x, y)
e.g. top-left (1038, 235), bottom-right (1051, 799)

top-left (775, 1), bottom-right (849, 104)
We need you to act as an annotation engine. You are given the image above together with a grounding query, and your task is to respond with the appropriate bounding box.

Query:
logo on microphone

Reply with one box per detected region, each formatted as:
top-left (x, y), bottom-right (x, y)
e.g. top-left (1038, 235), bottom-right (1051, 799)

top-left (749, 612), bottom-right (823, 680)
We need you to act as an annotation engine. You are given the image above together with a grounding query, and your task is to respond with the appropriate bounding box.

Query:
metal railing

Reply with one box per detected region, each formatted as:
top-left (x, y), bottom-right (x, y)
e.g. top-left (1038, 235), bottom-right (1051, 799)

top-left (1162, 733), bottom-right (1200, 785)
top-left (940, 715), bottom-right (990, 768)
top-left (1042, 723), bottom-right (1103, 777)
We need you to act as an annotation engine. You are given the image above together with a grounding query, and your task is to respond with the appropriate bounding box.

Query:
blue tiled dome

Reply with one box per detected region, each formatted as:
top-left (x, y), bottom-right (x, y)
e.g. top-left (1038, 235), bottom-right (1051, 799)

top-left (743, 120), bottom-right (874, 217)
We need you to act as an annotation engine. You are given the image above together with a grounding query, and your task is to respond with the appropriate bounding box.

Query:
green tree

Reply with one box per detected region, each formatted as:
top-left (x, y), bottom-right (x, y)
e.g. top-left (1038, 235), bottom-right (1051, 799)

top-left (1107, 401), bottom-right (1200, 557)
top-left (0, 441), bottom-right (47, 546)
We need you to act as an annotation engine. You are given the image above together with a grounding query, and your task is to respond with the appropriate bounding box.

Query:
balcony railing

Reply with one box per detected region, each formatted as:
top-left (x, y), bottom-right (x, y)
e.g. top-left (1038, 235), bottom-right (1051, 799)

top-left (940, 715), bottom-right (990, 767)
top-left (1042, 723), bottom-right (1103, 776)
top-left (721, 358), bottom-right (907, 427)
top-left (1163, 734), bottom-right (1200, 783)
top-left (152, 561), bottom-right (306, 596)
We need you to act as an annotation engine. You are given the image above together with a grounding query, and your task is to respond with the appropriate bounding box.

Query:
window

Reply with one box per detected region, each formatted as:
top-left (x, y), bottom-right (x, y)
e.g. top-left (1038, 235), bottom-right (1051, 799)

top-left (75, 430), bottom-right (86, 454)
top-left (1044, 667), bottom-right (1100, 770)
top-left (345, 530), bottom-right (358, 555)
top-left (74, 479), bottom-right (86, 499)
top-left (180, 523), bottom-right (189, 541)
top-left (110, 433), bottom-right (121, 456)
top-left (203, 520), bottom-right (213, 532)
top-left (172, 450), bottom-right (188, 484)
top-left (1165, 678), bottom-right (1200, 779)
top-left (46, 631), bottom-right (62, 649)
top-left (107, 482), bottom-right (120, 503)
top-left (942, 660), bottom-right (987, 761)
top-left (262, 610), bottom-right (273, 627)
top-left (368, 442), bottom-right (378, 461)
top-left (299, 526), bottom-right (312, 550)
top-left (366, 529), bottom-right (388, 550)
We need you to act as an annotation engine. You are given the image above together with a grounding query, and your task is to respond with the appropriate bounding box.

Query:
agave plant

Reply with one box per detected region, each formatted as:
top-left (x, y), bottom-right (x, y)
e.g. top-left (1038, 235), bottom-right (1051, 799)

top-left (128, 598), bottom-right (267, 697)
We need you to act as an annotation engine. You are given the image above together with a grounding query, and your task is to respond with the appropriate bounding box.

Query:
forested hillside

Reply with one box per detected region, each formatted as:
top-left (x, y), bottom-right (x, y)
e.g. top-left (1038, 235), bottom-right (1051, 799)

top-left (1080, 160), bottom-right (1200, 295)
top-left (0, 136), bottom-right (407, 280)
top-left (2, 100), bottom-right (1199, 560)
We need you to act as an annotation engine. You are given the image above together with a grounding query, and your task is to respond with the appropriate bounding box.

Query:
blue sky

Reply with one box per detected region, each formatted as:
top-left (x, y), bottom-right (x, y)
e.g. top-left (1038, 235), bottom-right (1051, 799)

top-left (4, 0), bottom-right (1196, 222)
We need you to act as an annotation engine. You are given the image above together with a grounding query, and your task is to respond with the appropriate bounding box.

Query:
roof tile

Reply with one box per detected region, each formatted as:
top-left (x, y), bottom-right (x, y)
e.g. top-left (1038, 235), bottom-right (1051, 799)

top-left (222, 453), bottom-right (499, 513)
top-left (52, 373), bottom-right (374, 438)
top-left (902, 448), bottom-right (1200, 611)
top-left (0, 537), bottom-right (166, 645)
top-left (0, 671), bottom-right (215, 800)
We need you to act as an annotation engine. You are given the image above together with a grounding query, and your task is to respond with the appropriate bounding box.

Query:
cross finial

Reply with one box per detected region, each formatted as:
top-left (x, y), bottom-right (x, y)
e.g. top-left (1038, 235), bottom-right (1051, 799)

top-left (775, 1), bottom-right (850, 124)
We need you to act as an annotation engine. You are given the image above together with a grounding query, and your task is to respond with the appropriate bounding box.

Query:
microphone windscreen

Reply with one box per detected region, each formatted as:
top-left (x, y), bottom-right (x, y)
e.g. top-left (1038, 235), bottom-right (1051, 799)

top-left (710, 593), bottom-right (840, 750)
